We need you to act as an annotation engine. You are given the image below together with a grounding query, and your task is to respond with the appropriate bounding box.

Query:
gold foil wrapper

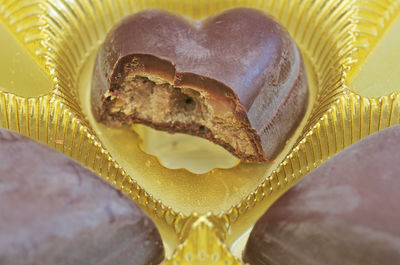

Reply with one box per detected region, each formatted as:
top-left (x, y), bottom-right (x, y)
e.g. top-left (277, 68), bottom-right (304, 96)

top-left (0, 0), bottom-right (399, 264)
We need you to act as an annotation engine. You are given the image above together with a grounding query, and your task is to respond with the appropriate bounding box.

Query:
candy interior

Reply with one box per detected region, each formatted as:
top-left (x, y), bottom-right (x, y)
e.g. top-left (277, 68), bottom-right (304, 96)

top-left (101, 73), bottom-right (260, 162)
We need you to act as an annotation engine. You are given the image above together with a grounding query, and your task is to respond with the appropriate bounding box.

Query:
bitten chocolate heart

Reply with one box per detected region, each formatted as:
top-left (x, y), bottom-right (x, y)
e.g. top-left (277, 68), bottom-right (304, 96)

top-left (0, 129), bottom-right (164, 265)
top-left (91, 8), bottom-right (308, 162)
top-left (243, 125), bottom-right (400, 265)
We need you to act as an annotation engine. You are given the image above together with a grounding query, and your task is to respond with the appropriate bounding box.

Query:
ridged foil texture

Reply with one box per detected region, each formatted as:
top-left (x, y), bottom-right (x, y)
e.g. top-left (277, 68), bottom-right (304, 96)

top-left (0, 0), bottom-right (399, 263)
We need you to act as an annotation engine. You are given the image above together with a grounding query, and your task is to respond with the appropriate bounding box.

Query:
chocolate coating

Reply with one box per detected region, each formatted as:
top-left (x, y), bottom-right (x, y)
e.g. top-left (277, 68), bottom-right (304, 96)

top-left (91, 8), bottom-right (308, 162)
top-left (0, 129), bottom-right (164, 265)
top-left (243, 125), bottom-right (400, 265)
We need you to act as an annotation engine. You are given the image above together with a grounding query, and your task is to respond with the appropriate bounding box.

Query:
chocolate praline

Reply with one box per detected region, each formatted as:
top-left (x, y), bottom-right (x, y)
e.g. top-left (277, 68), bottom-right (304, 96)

top-left (91, 8), bottom-right (308, 162)
top-left (243, 125), bottom-right (400, 265)
top-left (0, 129), bottom-right (164, 265)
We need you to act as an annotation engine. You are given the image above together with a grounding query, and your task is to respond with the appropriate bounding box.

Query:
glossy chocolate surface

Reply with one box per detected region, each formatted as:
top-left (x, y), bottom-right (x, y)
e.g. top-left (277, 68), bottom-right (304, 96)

top-left (0, 129), bottom-right (164, 265)
top-left (92, 8), bottom-right (308, 162)
top-left (243, 125), bottom-right (400, 265)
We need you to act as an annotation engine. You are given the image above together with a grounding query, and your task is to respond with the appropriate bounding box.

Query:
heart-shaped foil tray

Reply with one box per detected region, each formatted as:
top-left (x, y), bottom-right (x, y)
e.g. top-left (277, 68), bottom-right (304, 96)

top-left (1, 0), bottom-right (399, 264)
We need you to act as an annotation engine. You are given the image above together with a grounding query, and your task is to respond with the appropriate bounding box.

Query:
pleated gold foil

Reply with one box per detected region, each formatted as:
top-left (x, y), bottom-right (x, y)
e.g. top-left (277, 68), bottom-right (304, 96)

top-left (0, 0), bottom-right (399, 263)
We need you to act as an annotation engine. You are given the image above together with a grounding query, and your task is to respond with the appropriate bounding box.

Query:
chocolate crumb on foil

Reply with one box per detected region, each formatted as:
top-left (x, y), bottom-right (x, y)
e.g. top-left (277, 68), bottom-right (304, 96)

top-left (0, 129), bottom-right (164, 265)
top-left (91, 8), bottom-right (308, 162)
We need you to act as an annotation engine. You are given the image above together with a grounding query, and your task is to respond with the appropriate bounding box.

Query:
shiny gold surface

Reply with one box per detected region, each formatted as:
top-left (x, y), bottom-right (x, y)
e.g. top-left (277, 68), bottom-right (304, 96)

top-left (0, 21), bottom-right (51, 97)
top-left (352, 13), bottom-right (400, 97)
top-left (1, 0), bottom-right (399, 264)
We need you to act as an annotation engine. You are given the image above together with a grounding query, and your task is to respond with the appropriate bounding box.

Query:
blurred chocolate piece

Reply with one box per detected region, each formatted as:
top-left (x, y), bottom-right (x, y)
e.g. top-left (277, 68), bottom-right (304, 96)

top-left (0, 129), bottom-right (164, 265)
top-left (91, 8), bottom-right (308, 162)
top-left (243, 125), bottom-right (400, 265)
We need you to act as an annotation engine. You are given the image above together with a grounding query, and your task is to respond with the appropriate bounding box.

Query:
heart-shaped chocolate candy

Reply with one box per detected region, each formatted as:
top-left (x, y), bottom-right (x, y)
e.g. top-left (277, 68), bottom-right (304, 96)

top-left (91, 8), bottom-right (308, 162)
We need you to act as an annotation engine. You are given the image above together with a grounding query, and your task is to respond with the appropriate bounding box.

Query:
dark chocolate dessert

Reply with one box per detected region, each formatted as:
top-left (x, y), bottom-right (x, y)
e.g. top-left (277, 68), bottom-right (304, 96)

top-left (91, 8), bottom-right (308, 162)
top-left (243, 125), bottom-right (400, 265)
top-left (0, 129), bottom-right (164, 265)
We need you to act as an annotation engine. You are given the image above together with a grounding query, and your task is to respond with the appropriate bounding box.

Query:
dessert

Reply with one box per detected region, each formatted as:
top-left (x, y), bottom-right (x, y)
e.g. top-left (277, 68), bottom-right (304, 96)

top-left (0, 129), bottom-right (164, 265)
top-left (243, 125), bottom-right (400, 265)
top-left (91, 8), bottom-right (308, 162)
